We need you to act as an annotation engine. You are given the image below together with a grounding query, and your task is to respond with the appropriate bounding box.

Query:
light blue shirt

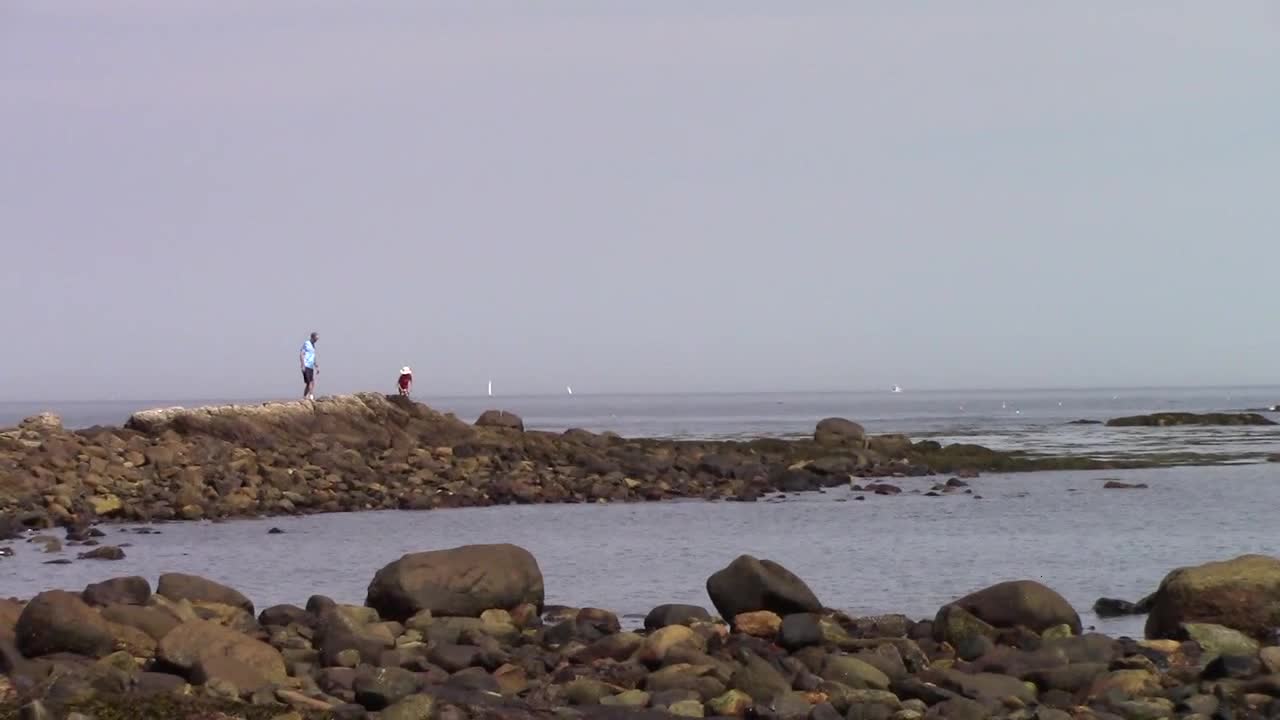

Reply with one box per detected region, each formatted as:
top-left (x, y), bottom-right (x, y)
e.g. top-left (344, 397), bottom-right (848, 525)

top-left (301, 340), bottom-right (316, 369)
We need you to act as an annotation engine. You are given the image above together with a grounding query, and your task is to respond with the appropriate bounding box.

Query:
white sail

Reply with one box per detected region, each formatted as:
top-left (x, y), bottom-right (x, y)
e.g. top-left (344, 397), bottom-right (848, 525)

top-left (566, 385), bottom-right (573, 395)
top-left (487, 380), bottom-right (492, 397)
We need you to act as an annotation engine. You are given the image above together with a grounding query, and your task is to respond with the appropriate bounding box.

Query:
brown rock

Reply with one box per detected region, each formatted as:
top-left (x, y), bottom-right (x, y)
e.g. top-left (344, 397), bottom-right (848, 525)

top-left (941, 580), bottom-right (1081, 634)
top-left (157, 573), bottom-right (254, 615)
top-left (83, 577), bottom-right (151, 607)
top-left (365, 543), bottom-right (544, 620)
top-left (734, 611), bottom-right (783, 638)
top-left (16, 591), bottom-right (118, 658)
top-left (158, 619), bottom-right (286, 693)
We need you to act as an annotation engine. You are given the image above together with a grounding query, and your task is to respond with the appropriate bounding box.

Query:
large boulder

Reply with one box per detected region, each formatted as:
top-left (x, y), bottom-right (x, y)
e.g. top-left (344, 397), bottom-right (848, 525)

top-left (476, 411), bottom-right (524, 431)
top-left (814, 418), bottom-right (866, 446)
top-left (366, 543), bottom-right (544, 621)
top-left (16, 591), bottom-right (121, 658)
top-left (158, 619), bottom-right (286, 693)
top-left (939, 580), bottom-right (1081, 635)
top-left (706, 555), bottom-right (822, 622)
top-left (157, 573), bottom-right (254, 614)
top-left (1145, 554), bottom-right (1280, 640)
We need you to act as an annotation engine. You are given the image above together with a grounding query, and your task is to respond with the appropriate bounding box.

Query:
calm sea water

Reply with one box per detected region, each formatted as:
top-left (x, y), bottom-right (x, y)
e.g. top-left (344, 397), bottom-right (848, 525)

top-left (4, 463), bottom-right (1277, 638)
top-left (3, 386), bottom-right (1278, 461)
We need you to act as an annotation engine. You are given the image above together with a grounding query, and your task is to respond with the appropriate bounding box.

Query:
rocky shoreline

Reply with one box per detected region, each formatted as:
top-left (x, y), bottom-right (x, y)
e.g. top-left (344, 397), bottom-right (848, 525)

top-left (1, 394), bottom-right (1146, 537)
top-left (4, 547), bottom-right (1280, 720)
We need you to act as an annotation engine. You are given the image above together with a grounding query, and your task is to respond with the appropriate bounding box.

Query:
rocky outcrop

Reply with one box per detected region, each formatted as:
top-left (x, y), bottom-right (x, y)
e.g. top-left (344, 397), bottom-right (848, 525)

top-left (366, 543), bottom-right (545, 621)
top-left (1106, 412), bottom-right (1277, 427)
top-left (1145, 554), bottom-right (1280, 640)
top-left (705, 555), bottom-right (822, 622)
top-left (939, 580), bottom-right (1081, 635)
top-left (0, 393), bottom-right (1137, 533)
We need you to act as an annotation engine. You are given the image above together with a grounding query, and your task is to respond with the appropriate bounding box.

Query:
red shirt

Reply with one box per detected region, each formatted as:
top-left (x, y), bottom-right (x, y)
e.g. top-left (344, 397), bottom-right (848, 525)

top-left (398, 373), bottom-right (412, 389)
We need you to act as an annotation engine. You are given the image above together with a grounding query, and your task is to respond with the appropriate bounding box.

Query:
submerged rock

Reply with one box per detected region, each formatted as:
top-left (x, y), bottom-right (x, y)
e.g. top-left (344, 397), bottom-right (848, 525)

top-left (1106, 412), bottom-right (1277, 427)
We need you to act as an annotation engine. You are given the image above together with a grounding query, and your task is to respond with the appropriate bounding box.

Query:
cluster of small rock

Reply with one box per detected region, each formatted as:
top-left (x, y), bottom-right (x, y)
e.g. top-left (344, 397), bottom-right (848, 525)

top-left (4, 545), bottom-right (1280, 720)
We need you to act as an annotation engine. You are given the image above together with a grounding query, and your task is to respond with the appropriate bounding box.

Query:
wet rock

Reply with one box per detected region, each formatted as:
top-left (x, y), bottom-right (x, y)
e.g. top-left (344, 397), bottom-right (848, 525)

top-left (1103, 480), bottom-right (1148, 489)
top-left (1094, 597), bottom-right (1143, 618)
top-left (940, 580), bottom-right (1081, 635)
top-left (706, 555), bottom-right (822, 621)
top-left (78, 545), bottom-right (125, 560)
top-left (83, 576), bottom-right (151, 606)
top-left (1145, 554), bottom-right (1280, 640)
top-left (157, 572), bottom-right (255, 614)
top-left (29, 535), bottom-right (61, 553)
top-left (822, 655), bottom-right (891, 691)
top-left (645, 604), bottom-right (713, 630)
top-left (366, 543), bottom-right (544, 620)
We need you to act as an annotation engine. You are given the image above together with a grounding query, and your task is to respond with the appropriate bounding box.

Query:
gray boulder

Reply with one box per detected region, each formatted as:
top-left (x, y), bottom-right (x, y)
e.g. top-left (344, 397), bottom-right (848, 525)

top-left (706, 555), bottom-right (822, 622)
top-left (366, 543), bottom-right (544, 621)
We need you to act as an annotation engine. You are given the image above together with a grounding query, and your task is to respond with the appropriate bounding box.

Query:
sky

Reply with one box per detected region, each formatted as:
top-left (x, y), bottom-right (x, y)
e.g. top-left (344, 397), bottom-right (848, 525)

top-left (2, 1), bottom-right (1278, 401)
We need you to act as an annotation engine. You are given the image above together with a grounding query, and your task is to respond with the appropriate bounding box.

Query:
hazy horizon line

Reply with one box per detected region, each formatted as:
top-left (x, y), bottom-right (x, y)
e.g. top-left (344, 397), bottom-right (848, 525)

top-left (4, 382), bottom-right (1278, 408)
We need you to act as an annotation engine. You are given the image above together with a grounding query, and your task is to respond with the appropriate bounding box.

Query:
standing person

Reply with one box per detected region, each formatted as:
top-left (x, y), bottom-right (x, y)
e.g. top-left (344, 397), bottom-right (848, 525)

top-left (397, 366), bottom-right (413, 397)
top-left (300, 332), bottom-right (319, 400)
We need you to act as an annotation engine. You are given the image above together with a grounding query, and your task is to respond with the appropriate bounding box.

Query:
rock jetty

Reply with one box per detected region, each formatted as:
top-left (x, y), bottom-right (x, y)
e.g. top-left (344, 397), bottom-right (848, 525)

top-left (0, 394), bottom-right (1122, 535)
top-left (4, 548), bottom-right (1280, 720)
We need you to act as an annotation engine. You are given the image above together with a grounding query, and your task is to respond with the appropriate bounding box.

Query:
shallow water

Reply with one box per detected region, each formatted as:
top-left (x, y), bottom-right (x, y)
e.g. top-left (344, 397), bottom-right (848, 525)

top-left (6, 463), bottom-right (1277, 638)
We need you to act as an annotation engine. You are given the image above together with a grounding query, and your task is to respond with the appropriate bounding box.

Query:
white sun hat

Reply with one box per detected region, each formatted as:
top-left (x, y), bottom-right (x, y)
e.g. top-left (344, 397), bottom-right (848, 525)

top-left (401, 366), bottom-right (412, 375)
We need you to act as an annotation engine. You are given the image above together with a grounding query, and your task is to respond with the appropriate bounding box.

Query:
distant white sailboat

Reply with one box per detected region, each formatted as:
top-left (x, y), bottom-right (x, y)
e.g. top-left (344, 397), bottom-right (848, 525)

top-left (891, 385), bottom-right (903, 393)
top-left (487, 380), bottom-right (493, 397)
top-left (566, 385), bottom-right (574, 396)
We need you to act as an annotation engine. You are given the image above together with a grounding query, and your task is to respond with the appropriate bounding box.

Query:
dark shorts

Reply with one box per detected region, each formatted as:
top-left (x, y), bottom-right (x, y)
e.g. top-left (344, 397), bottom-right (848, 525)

top-left (302, 367), bottom-right (315, 384)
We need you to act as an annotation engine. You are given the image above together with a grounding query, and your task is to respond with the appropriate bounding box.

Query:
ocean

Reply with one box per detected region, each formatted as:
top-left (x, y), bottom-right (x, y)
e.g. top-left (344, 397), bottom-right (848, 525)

top-left (4, 386), bottom-right (1278, 462)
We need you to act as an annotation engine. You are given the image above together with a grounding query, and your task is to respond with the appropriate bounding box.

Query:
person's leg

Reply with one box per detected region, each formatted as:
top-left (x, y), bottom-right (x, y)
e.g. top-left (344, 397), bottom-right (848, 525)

top-left (303, 368), bottom-right (314, 399)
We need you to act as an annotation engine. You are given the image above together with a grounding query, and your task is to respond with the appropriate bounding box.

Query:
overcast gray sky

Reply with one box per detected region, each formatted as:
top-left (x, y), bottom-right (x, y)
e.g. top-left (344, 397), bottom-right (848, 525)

top-left (2, 2), bottom-right (1277, 401)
